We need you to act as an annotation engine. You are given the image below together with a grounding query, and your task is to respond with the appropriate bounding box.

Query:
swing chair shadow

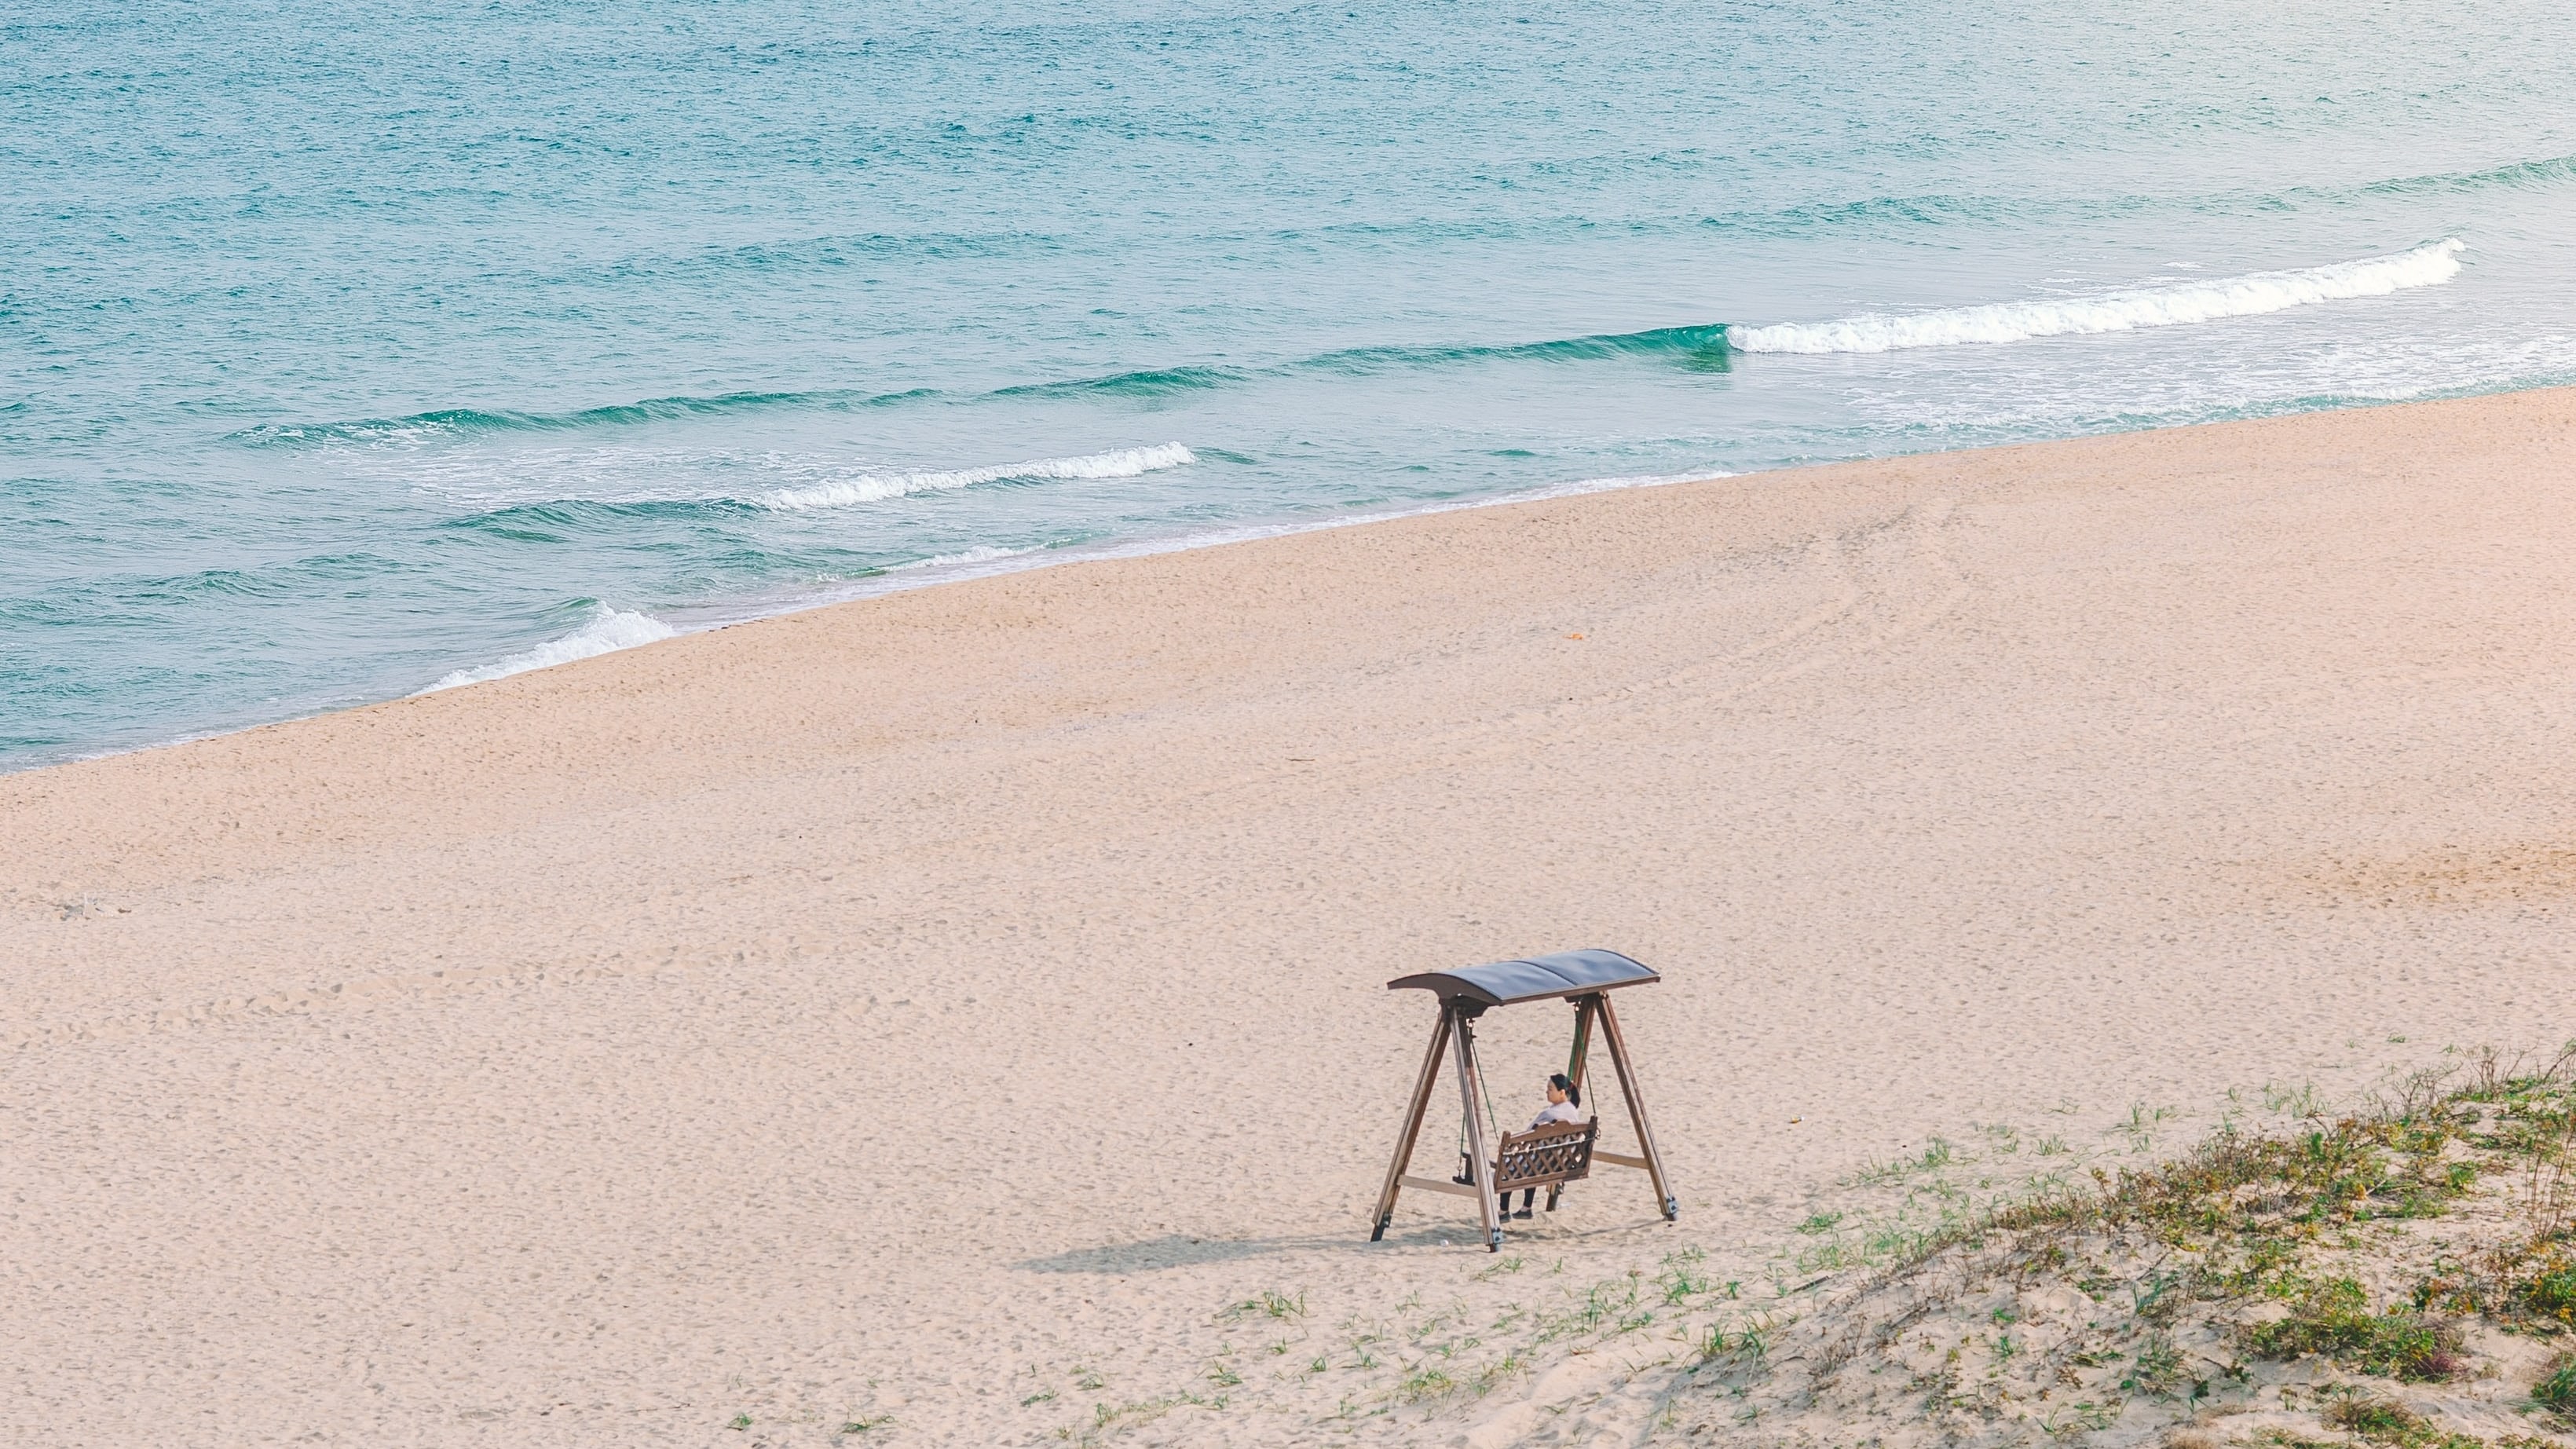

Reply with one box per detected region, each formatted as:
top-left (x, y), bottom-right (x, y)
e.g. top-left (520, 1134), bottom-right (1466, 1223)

top-left (1014, 1207), bottom-right (1670, 1275)
top-left (1012, 1232), bottom-right (1356, 1275)
top-left (1366, 1212), bottom-right (1681, 1250)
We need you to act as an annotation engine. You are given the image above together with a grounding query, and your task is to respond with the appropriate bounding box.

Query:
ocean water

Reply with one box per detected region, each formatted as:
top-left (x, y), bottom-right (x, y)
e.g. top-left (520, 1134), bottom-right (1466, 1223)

top-left (7, 0), bottom-right (2575, 770)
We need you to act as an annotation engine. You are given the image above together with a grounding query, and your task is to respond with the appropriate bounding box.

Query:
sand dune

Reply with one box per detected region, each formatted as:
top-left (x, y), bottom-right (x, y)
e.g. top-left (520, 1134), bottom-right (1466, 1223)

top-left (5, 389), bottom-right (2574, 1447)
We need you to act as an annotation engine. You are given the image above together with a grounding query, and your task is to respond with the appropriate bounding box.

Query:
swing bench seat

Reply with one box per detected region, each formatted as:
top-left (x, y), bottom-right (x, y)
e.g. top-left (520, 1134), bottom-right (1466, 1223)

top-left (1494, 1118), bottom-right (1597, 1192)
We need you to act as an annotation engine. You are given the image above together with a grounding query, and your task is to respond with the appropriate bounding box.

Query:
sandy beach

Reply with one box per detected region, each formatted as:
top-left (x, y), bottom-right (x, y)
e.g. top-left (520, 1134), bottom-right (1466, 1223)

top-left (5, 388), bottom-right (2574, 1447)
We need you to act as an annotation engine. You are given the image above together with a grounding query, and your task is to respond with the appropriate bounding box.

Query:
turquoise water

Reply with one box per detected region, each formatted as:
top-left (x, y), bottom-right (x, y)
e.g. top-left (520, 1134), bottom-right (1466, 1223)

top-left (8, 1), bottom-right (2576, 769)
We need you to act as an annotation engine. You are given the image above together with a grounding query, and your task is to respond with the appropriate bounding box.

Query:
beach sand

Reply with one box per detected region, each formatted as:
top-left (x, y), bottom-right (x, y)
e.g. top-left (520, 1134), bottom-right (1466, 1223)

top-left (5, 388), bottom-right (2574, 1447)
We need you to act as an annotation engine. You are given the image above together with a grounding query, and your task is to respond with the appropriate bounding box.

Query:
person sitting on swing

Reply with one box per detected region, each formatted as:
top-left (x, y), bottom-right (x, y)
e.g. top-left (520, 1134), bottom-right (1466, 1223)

top-left (1511, 1074), bottom-right (1585, 1217)
top-left (1457, 1073), bottom-right (1586, 1217)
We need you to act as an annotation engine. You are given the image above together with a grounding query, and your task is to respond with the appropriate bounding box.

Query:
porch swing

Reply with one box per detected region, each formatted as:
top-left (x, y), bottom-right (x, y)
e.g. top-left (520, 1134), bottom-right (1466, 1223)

top-left (1367, 949), bottom-right (1678, 1252)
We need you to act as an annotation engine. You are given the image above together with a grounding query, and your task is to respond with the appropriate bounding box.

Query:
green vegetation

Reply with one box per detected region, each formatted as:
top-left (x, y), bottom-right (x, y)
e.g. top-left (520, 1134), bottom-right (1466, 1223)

top-left (2534, 1352), bottom-right (2576, 1417)
top-left (2515, 1254), bottom-right (2576, 1323)
top-left (1911, 1056), bottom-right (2569, 1392)
top-left (2311, 1395), bottom-right (2543, 1449)
top-left (1694, 1317), bottom-right (1770, 1364)
top-left (1662, 1048), bottom-right (2576, 1445)
top-left (2116, 1331), bottom-right (2184, 1395)
top-left (1223, 1289), bottom-right (1306, 1321)
top-left (1393, 1364), bottom-right (1452, 1402)
top-left (2322, 1396), bottom-right (2454, 1447)
top-left (2246, 1278), bottom-right (2465, 1381)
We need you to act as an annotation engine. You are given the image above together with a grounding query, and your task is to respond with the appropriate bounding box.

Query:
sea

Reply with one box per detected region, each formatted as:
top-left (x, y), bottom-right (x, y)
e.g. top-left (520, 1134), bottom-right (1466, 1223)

top-left (7, 0), bottom-right (2575, 770)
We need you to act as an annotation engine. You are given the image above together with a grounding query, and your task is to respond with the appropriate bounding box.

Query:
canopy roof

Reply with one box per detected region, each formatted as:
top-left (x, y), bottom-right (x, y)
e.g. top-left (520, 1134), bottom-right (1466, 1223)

top-left (1387, 949), bottom-right (1658, 1009)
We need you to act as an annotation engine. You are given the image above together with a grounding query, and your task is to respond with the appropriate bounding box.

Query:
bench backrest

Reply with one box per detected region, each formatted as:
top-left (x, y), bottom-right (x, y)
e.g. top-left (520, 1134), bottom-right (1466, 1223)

top-left (1493, 1118), bottom-right (1597, 1191)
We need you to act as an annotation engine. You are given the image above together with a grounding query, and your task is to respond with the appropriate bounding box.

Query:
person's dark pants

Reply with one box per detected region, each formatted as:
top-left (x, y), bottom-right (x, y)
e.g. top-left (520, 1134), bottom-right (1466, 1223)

top-left (1461, 1159), bottom-right (1542, 1215)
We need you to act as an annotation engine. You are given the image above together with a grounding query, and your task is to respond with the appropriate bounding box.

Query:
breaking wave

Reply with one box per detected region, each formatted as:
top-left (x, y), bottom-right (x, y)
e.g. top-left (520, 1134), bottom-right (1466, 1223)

top-left (229, 328), bottom-right (1738, 452)
top-left (229, 390), bottom-right (923, 447)
top-left (748, 442), bottom-right (1196, 510)
top-left (889, 543), bottom-right (1047, 570)
top-left (232, 240), bottom-right (2472, 457)
top-left (1732, 239), bottom-right (2465, 354)
top-left (419, 605), bottom-right (677, 692)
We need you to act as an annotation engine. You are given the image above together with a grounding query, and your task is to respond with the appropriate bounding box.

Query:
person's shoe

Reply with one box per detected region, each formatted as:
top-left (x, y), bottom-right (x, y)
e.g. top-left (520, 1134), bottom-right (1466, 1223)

top-left (1513, 1206), bottom-right (1534, 1219)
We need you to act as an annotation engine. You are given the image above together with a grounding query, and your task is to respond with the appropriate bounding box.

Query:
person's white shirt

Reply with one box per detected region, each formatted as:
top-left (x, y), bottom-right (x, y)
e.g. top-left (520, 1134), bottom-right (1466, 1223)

top-left (1528, 1099), bottom-right (1586, 1130)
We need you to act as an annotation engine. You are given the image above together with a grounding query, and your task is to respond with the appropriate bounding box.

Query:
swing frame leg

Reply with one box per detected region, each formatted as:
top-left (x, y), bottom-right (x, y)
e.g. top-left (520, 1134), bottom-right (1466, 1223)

top-left (1367, 1004), bottom-right (1454, 1241)
top-left (1594, 992), bottom-right (1679, 1222)
top-left (1451, 1008), bottom-right (1506, 1251)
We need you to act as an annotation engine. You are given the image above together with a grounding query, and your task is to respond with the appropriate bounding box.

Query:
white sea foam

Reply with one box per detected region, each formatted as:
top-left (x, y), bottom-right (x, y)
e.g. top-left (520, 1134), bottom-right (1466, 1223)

top-left (1019, 465), bottom-right (1741, 563)
top-left (670, 463), bottom-right (1744, 634)
top-left (419, 605), bottom-right (677, 692)
top-left (1531, 467), bottom-right (1738, 497)
top-left (1733, 239), bottom-right (2466, 354)
top-left (890, 543), bottom-right (1045, 571)
top-left (750, 442), bottom-right (1196, 510)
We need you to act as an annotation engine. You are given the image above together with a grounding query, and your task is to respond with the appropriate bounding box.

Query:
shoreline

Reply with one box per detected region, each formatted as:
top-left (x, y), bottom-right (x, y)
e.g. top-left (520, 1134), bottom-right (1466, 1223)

top-left (5, 386), bottom-right (2574, 1447)
top-left (22, 377), bottom-right (2565, 781)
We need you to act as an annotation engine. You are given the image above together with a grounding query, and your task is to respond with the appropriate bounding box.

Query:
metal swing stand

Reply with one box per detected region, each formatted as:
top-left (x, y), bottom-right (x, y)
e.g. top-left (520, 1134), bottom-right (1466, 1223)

top-left (1367, 950), bottom-right (1677, 1252)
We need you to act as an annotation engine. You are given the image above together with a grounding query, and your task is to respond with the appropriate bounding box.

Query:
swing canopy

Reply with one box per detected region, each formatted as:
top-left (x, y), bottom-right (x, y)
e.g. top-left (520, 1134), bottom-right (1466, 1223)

top-left (1386, 948), bottom-right (1658, 1010)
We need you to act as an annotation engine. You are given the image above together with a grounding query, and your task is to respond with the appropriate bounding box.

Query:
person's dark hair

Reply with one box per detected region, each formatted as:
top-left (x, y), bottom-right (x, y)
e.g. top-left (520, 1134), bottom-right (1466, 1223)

top-left (1550, 1072), bottom-right (1580, 1107)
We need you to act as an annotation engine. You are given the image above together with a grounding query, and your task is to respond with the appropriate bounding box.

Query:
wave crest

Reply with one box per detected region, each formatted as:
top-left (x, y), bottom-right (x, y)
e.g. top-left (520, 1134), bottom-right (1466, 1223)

top-left (230, 388), bottom-right (931, 448)
top-left (419, 605), bottom-right (677, 693)
top-left (232, 238), bottom-right (2468, 453)
top-left (890, 543), bottom-right (1046, 571)
top-left (1733, 239), bottom-right (2465, 354)
top-left (233, 327), bottom-right (1737, 452)
top-left (749, 442), bottom-right (1196, 510)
